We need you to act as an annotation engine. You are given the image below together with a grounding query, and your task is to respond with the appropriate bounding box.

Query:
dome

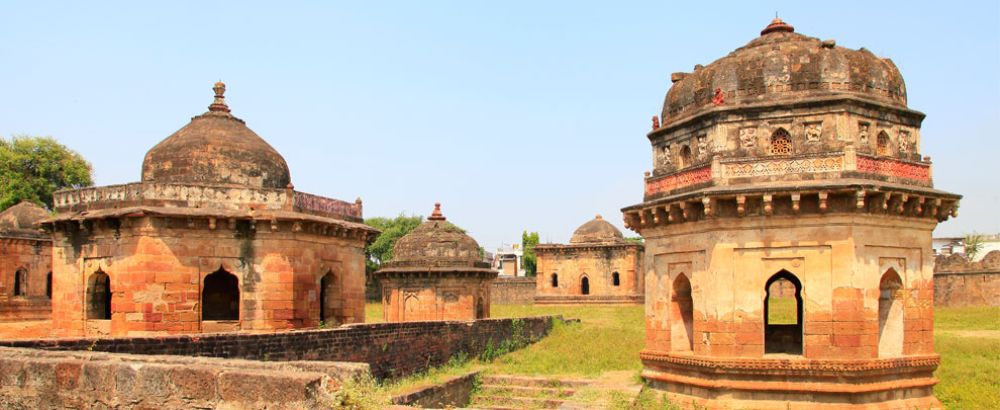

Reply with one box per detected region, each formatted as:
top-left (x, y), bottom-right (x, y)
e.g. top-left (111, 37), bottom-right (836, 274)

top-left (0, 201), bottom-right (49, 233)
top-left (141, 82), bottom-right (291, 189)
top-left (570, 215), bottom-right (625, 245)
top-left (388, 203), bottom-right (491, 270)
top-left (662, 18), bottom-right (907, 125)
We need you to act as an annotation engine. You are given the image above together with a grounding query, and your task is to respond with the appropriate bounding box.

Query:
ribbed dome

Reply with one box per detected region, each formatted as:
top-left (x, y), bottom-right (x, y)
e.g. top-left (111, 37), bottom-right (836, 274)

top-left (388, 203), bottom-right (490, 270)
top-left (570, 215), bottom-right (625, 245)
top-left (141, 82), bottom-right (291, 189)
top-left (0, 201), bottom-right (48, 233)
top-left (662, 18), bottom-right (907, 125)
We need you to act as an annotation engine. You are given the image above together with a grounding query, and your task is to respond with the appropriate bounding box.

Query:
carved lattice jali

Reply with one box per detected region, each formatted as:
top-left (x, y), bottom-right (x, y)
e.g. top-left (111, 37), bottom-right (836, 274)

top-left (725, 157), bottom-right (843, 178)
top-left (770, 131), bottom-right (793, 155)
top-left (645, 166), bottom-right (713, 196)
top-left (856, 156), bottom-right (930, 182)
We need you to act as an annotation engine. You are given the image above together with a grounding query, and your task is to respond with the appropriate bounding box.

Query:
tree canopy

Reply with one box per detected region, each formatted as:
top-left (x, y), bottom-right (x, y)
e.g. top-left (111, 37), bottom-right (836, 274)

top-left (522, 231), bottom-right (539, 276)
top-left (0, 135), bottom-right (93, 210)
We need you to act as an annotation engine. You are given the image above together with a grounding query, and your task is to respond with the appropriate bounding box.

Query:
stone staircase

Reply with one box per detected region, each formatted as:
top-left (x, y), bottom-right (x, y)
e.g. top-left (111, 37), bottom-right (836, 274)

top-left (468, 375), bottom-right (588, 409)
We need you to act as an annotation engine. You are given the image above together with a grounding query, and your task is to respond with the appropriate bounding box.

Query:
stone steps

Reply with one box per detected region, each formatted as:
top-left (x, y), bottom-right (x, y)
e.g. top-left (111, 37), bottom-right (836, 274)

top-left (469, 375), bottom-right (590, 409)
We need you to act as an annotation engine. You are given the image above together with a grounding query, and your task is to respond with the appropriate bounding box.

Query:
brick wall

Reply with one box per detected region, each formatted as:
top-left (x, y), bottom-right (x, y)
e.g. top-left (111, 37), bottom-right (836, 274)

top-left (491, 277), bottom-right (536, 304)
top-left (1, 316), bottom-right (557, 380)
top-left (934, 251), bottom-right (1000, 307)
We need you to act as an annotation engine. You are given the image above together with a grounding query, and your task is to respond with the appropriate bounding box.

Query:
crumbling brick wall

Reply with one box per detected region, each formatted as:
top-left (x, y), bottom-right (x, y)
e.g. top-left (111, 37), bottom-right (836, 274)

top-left (1, 316), bottom-right (557, 380)
top-left (934, 251), bottom-right (1000, 307)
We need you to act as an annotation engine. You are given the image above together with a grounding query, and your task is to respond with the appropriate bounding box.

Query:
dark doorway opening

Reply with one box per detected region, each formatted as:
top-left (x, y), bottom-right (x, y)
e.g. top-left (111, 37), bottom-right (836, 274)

top-left (86, 270), bottom-right (111, 320)
top-left (764, 270), bottom-right (803, 355)
top-left (203, 268), bottom-right (239, 321)
top-left (581, 276), bottom-right (590, 295)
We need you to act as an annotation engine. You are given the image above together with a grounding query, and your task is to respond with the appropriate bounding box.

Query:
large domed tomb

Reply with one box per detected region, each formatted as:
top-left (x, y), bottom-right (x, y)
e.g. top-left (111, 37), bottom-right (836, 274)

top-left (622, 19), bottom-right (958, 409)
top-left (374, 203), bottom-right (497, 322)
top-left (534, 215), bottom-right (644, 305)
top-left (43, 83), bottom-right (378, 337)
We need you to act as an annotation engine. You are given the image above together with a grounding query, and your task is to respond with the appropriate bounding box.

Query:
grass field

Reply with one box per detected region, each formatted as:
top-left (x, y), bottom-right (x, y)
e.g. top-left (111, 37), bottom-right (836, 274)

top-left (365, 303), bottom-right (999, 409)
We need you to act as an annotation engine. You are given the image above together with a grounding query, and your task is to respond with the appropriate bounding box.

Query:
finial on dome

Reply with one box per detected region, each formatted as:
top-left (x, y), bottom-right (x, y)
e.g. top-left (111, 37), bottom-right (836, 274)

top-left (428, 202), bottom-right (446, 221)
top-left (760, 16), bottom-right (794, 36)
top-left (595, 214), bottom-right (603, 220)
top-left (209, 81), bottom-right (231, 113)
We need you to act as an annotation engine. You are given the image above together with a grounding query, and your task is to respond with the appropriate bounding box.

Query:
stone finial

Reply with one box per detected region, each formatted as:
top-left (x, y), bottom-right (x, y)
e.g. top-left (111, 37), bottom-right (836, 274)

top-left (209, 81), bottom-right (231, 113)
top-left (428, 202), bottom-right (446, 221)
top-left (595, 214), bottom-right (603, 220)
top-left (651, 116), bottom-right (660, 130)
top-left (760, 17), bottom-right (794, 36)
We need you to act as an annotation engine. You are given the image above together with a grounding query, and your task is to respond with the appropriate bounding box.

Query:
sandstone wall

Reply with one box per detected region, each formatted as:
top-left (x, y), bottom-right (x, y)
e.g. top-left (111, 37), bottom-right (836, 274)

top-left (49, 216), bottom-right (368, 337)
top-left (0, 237), bottom-right (52, 322)
top-left (1, 316), bottom-right (556, 380)
top-left (0, 347), bottom-right (367, 409)
top-left (642, 213), bottom-right (937, 359)
top-left (934, 251), bottom-right (1000, 307)
top-left (491, 277), bottom-right (535, 304)
top-left (535, 244), bottom-right (643, 304)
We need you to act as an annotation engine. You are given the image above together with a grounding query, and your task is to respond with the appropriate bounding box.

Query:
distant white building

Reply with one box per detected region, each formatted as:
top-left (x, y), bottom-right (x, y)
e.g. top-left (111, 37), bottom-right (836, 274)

top-left (932, 233), bottom-right (1000, 261)
top-left (493, 243), bottom-right (525, 277)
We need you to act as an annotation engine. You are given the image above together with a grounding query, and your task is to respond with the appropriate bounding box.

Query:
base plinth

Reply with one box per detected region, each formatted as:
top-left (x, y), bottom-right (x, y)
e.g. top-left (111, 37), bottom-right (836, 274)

top-left (641, 350), bottom-right (942, 409)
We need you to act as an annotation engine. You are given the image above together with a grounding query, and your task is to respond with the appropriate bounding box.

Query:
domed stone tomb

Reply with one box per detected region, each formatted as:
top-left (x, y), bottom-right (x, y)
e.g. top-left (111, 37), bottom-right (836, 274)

top-left (0, 201), bottom-right (53, 323)
top-left (44, 83), bottom-right (378, 337)
top-left (534, 215), bottom-right (643, 304)
top-left (374, 203), bottom-right (497, 322)
top-left (622, 19), bottom-right (959, 409)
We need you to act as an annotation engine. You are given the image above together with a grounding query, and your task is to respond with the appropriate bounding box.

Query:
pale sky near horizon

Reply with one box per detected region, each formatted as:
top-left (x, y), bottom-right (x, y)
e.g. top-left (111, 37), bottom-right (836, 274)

top-left (2, 1), bottom-right (998, 251)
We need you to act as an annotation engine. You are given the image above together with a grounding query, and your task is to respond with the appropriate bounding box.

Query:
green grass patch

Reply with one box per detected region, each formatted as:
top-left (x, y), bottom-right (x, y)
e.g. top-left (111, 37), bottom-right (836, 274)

top-left (767, 296), bottom-right (797, 324)
top-left (934, 306), bottom-right (999, 332)
top-left (934, 306), bottom-right (1000, 409)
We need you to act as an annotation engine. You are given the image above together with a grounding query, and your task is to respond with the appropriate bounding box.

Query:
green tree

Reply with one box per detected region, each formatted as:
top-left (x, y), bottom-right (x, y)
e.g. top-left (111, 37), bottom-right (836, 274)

top-left (0, 135), bottom-right (93, 210)
top-left (964, 233), bottom-right (985, 260)
top-left (522, 231), bottom-right (539, 277)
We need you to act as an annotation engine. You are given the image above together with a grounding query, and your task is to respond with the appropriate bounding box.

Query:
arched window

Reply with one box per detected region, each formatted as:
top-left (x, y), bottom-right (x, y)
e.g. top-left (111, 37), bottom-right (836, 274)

top-left (612, 272), bottom-right (620, 287)
top-left (671, 274), bottom-right (694, 352)
top-left (679, 145), bottom-right (692, 168)
top-left (581, 276), bottom-right (590, 295)
top-left (769, 128), bottom-right (793, 155)
top-left (203, 268), bottom-right (239, 321)
top-left (86, 270), bottom-right (111, 320)
top-left (12, 268), bottom-right (27, 296)
top-left (551, 273), bottom-right (558, 288)
top-left (320, 271), bottom-right (341, 325)
top-left (764, 271), bottom-right (803, 355)
top-left (45, 272), bottom-right (52, 299)
top-left (878, 269), bottom-right (904, 357)
top-left (876, 131), bottom-right (891, 156)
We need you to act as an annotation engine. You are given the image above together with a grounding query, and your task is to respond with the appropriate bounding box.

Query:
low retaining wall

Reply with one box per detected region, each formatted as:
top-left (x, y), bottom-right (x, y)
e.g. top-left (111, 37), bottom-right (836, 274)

top-left (392, 371), bottom-right (480, 408)
top-left (535, 294), bottom-right (643, 305)
top-left (491, 277), bottom-right (536, 304)
top-left (0, 347), bottom-right (368, 409)
top-left (1, 316), bottom-right (557, 380)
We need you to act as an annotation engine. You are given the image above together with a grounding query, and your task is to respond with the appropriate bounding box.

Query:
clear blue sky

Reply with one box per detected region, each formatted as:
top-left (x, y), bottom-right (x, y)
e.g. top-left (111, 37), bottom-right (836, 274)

top-left (2, 1), bottom-right (997, 250)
